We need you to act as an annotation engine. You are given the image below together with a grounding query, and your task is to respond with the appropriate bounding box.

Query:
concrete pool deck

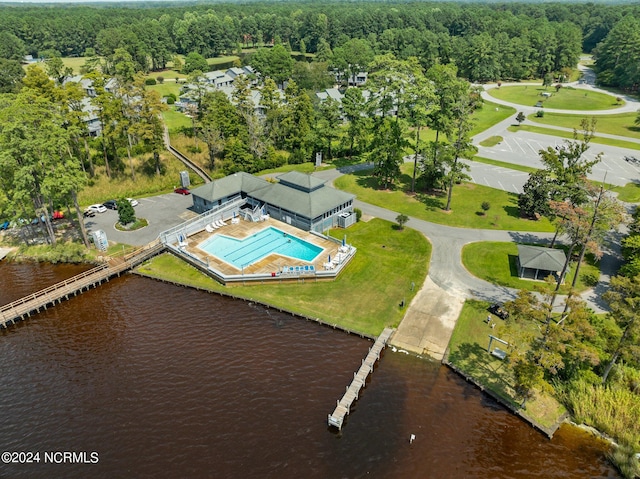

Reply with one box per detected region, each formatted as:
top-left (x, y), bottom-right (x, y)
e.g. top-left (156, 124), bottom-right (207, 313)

top-left (179, 217), bottom-right (344, 277)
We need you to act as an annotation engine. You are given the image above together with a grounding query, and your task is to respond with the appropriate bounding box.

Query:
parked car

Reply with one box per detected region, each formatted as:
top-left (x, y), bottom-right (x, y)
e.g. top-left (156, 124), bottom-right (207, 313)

top-left (87, 204), bottom-right (107, 214)
top-left (126, 198), bottom-right (139, 207)
top-left (174, 188), bottom-right (191, 195)
top-left (103, 199), bottom-right (118, 210)
top-left (52, 210), bottom-right (64, 220)
top-left (0, 220), bottom-right (9, 230)
top-left (488, 303), bottom-right (509, 320)
top-left (83, 209), bottom-right (95, 218)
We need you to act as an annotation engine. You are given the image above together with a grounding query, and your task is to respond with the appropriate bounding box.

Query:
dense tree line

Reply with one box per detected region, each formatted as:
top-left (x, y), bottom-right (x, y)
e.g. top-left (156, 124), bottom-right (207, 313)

top-left (593, 15), bottom-right (640, 90)
top-left (0, 2), bottom-right (638, 83)
top-left (0, 62), bottom-right (166, 247)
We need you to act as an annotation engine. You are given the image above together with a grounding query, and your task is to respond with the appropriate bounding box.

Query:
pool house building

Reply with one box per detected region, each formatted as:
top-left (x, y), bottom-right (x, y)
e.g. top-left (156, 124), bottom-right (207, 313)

top-left (190, 171), bottom-right (356, 233)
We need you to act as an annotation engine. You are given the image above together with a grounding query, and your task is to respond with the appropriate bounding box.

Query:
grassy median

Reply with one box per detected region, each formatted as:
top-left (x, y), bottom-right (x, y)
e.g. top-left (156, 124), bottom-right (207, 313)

top-left (488, 85), bottom-right (622, 110)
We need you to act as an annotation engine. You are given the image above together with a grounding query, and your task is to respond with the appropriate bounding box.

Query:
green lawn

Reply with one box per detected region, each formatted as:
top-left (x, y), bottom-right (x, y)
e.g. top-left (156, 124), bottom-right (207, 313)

top-left (148, 69), bottom-right (187, 81)
top-left (461, 241), bottom-right (600, 294)
top-left (471, 101), bottom-right (517, 136)
top-left (137, 218), bottom-right (431, 337)
top-left (207, 55), bottom-right (240, 67)
top-left (334, 165), bottom-right (554, 232)
top-left (447, 299), bottom-right (566, 428)
top-left (147, 82), bottom-right (181, 98)
top-left (488, 85), bottom-right (622, 111)
top-left (472, 156), bottom-right (539, 174)
top-left (163, 107), bottom-right (191, 132)
top-left (612, 183), bottom-right (640, 203)
top-left (61, 56), bottom-right (92, 74)
top-left (529, 112), bottom-right (640, 140)
top-left (507, 124), bottom-right (640, 151)
top-left (480, 136), bottom-right (503, 147)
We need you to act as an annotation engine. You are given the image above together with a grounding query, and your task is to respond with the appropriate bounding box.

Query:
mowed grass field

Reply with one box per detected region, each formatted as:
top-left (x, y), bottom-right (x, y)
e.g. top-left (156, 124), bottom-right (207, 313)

top-left (334, 164), bottom-right (554, 232)
top-left (137, 218), bottom-right (431, 337)
top-left (61, 56), bottom-right (91, 74)
top-left (528, 112), bottom-right (640, 140)
top-left (461, 241), bottom-right (600, 294)
top-left (147, 82), bottom-right (181, 98)
top-left (488, 85), bottom-right (622, 111)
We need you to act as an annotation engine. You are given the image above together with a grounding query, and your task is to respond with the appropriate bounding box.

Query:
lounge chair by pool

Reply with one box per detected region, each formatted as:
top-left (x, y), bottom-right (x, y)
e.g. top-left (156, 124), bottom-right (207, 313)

top-left (205, 224), bottom-right (214, 233)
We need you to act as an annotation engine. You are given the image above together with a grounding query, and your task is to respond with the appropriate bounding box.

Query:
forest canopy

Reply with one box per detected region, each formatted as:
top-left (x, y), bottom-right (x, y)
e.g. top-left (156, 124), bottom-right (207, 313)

top-left (0, 1), bottom-right (637, 86)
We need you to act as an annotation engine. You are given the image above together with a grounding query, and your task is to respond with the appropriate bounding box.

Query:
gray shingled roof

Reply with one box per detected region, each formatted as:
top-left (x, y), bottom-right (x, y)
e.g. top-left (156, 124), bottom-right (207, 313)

top-left (191, 172), bottom-right (354, 220)
top-left (277, 171), bottom-right (326, 192)
top-left (190, 172), bottom-right (271, 202)
top-left (517, 245), bottom-right (566, 272)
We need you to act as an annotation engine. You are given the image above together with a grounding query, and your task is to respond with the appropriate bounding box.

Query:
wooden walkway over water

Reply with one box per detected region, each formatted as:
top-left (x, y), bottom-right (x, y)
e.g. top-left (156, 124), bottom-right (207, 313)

top-left (328, 327), bottom-right (394, 431)
top-left (0, 240), bottom-right (164, 328)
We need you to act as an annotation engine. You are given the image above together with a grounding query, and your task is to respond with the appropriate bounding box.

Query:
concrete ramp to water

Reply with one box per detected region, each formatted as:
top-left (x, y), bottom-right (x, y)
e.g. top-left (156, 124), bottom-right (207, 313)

top-left (391, 277), bottom-right (464, 360)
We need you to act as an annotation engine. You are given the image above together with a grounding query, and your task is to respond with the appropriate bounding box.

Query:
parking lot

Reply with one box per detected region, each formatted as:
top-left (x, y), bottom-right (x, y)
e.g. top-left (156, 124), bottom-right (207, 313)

top-left (477, 131), bottom-right (640, 187)
top-left (84, 191), bottom-right (197, 246)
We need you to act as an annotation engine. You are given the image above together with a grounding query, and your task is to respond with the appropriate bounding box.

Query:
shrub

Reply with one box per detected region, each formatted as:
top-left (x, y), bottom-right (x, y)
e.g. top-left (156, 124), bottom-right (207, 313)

top-left (157, 76), bottom-right (164, 84)
top-left (166, 97), bottom-right (175, 105)
top-left (581, 271), bottom-right (599, 287)
top-left (145, 78), bottom-right (157, 86)
top-left (396, 213), bottom-right (409, 229)
top-left (354, 208), bottom-right (362, 222)
top-left (481, 201), bottom-right (491, 213)
top-left (536, 110), bottom-right (545, 118)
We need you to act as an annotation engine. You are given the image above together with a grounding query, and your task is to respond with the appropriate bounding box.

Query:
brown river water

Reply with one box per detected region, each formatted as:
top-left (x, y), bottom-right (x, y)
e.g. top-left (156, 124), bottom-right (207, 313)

top-left (0, 262), bottom-right (619, 479)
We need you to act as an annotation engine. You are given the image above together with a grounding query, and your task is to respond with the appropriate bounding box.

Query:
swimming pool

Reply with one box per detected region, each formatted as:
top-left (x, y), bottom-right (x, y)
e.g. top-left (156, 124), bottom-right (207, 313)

top-left (198, 226), bottom-right (323, 269)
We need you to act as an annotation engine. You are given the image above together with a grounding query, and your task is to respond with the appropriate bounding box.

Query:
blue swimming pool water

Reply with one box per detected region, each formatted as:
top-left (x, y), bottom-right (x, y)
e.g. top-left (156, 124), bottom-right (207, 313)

top-left (198, 226), bottom-right (323, 269)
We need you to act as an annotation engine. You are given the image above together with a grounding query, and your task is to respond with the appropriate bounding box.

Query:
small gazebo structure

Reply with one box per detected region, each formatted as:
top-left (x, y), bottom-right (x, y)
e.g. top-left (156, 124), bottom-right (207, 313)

top-left (516, 244), bottom-right (567, 281)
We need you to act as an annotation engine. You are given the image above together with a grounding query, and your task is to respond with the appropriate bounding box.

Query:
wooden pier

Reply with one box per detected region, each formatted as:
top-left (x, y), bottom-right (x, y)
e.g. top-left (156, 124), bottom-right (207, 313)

top-left (328, 327), bottom-right (394, 430)
top-left (0, 240), bottom-right (164, 328)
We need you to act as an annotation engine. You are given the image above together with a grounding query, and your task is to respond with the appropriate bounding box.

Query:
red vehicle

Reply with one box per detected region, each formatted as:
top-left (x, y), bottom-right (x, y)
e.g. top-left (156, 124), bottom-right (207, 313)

top-left (53, 210), bottom-right (64, 220)
top-left (174, 188), bottom-right (191, 195)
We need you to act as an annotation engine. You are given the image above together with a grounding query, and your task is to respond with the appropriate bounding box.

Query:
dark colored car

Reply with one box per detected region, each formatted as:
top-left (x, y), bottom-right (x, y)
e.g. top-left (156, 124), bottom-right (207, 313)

top-left (103, 199), bottom-right (118, 210)
top-left (174, 188), bottom-right (191, 195)
top-left (488, 303), bottom-right (509, 320)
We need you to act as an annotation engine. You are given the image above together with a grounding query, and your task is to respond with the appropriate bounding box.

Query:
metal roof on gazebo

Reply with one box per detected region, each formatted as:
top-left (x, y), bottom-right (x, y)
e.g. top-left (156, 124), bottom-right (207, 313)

top-left (517, 244), bottom-right (566, 272)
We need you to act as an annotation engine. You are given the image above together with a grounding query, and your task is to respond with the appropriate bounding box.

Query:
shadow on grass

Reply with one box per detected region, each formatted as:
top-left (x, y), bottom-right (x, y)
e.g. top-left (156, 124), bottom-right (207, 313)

top-left (508, 254), bottom-right (520, 278)
top-left (142, 156), bottom-right (167, 176)
top-left (502, 204), bottom-right (521, 219)
top-left (416, 193), bottom-right (444, 211)
top-left (353, 170), bottom-right (403, 192)
top-left (448, 342), bottom-right (519, 408)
